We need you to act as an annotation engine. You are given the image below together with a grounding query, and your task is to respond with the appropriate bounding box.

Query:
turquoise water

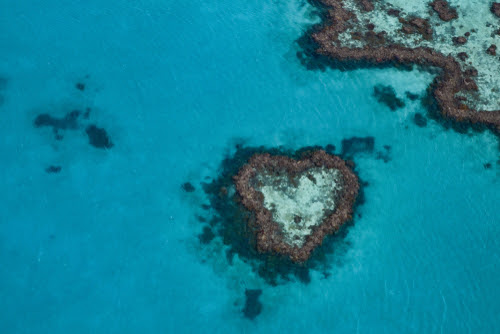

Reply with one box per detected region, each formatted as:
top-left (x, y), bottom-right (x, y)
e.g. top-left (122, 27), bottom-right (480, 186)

top-left (0, 0), bottom-right (499, 332)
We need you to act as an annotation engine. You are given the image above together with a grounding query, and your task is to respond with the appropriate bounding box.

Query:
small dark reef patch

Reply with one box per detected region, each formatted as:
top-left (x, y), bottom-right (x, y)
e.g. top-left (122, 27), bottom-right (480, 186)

top-left (45, 165), bottom-right (62, 174)
top-left (181, 182), bottom-right (196, 192)
top-left (413, 112), bottom-right (428, 127)
top-left (373, 85), bottom-right (405, 111)
top-left (34, 110), bottom-right (81, 139)
top-left (75, 82), bottom-right (85, 91)
top-left (85, 125), bottom-right (113, 149)
top-left (243, 289), bottom-right (263, 320)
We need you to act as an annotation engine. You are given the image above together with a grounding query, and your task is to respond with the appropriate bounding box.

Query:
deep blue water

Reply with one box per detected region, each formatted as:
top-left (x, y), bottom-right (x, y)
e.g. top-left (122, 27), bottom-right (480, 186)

top-left (0, 0), bottom-right (499, 332)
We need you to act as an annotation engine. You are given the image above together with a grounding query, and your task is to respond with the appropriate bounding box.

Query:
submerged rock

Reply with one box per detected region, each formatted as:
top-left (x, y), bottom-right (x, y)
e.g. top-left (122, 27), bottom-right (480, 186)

top-left (181, 182), bottom-right (196, 192)
top-left (242, 289), bottom-right (263, 320)
top-left (413, 112), bottom-right (428, 127)
top-left (341, 136), bottom-right (375, 157)
top-left (85, 124), bottom-right (113, 149)
top-left (198, 226), bottom-right (215, 244)
top-left (45, 165), bottom-right (62, 174)
top-left (405, 91), bottom-right (420, 101)
top-left (357, 0), bottom-right (374, 12)
top-left (429, 1), bottom-right (458, 22)
top-left (457, 52), bottom-right (469, 61)
top-left (34, 110), bottom-right (81, 131)
top-left (75, 82), bottom-right (85, 91)
top-left (492, 3), bottom-right (500, 18)
top-left (373, 85), bottom-right (405, 111)
top-left (452, 36), bottom-right (467, 45)
top-left (234, 150), bottom-right (359, 262)
top-left (487, 44), bottom-right (497, 56)
top-left (400, 17), bottom-right (433, 40)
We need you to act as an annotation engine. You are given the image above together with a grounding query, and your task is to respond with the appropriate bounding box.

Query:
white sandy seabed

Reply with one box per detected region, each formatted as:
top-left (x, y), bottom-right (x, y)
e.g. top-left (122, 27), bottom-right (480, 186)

top-left (256, 167), bottom-right (340, 246)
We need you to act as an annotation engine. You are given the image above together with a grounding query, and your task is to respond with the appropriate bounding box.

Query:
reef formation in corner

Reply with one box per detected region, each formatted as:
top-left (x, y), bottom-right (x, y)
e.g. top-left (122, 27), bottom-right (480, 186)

top-left (234, 150), bottom-right (359, 262)
top-left (304, 0), bottom-right (500, 134)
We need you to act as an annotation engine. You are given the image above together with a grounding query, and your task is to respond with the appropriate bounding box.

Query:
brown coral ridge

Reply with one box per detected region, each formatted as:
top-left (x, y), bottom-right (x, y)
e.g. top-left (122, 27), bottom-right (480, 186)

top-left (492, 3), bottom-right (500, 18)
top-left (430, 0), bottom-right (458, 22)
top-left (309, 0), bottom-right (500, 134)
top-left (234, 150), bottom-right (359, 263)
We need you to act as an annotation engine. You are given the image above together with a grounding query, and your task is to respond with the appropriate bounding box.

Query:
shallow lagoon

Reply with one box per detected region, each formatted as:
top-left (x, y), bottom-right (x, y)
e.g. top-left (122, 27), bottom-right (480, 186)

top-left (0, 0), bottom-right (499, 332)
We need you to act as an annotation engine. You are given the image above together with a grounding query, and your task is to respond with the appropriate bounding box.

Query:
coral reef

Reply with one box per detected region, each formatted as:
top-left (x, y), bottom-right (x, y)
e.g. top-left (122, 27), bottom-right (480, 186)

top-left (234, 150), bottom-right (359, 262)
top-left (194, 144), bottom-right (370, 285)
top-left (305, 0), bottom-right (500, 134)
top-left (492, 3), bottom-right (500, 18)
top-left (429, 1), bottom-right (458, 22)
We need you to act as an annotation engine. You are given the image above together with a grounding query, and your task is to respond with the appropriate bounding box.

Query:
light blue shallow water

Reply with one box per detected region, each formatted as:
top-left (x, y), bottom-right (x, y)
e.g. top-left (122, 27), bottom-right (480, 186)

top-left (0, 0), bottom-right (499, 332)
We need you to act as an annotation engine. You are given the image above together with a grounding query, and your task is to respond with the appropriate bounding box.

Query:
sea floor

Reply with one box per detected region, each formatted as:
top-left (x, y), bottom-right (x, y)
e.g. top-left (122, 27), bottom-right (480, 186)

top-left (0, 0), bottom-right (499, 333)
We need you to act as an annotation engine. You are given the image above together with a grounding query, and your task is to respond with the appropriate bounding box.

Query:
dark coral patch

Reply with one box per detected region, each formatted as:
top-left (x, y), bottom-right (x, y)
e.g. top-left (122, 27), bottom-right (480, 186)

top-left (45, 165), bottom-right (62, 174)
top-left (356, 0), bottom-right (374, 12)
top-left (375, 145), bottom-right (392, 163)
top-left (405, 91), bottom-right (419, 101)
top-left (83, 107), bottom-right (91, 119)
top-left (486, 44), bottom-right (497, 56)
top-left (0, 77), bottom-right (6, 90)
top-left (325, 144), bottom-right (336, 154)
top-left (198, 226), bottom-right (215, 244)
top-left (34, 110), bottom-right (82, 141)
top-left (75, 82), bottom-right (85, 91)
top-left (85, 124), bottom-right (113, 149)
top-left (457, 52), bottom-right (469, 61)
top-left (34, 110), bottom-right (81, 131)
top-left (492, 3), bottom-right (500, 18)
top-left (452, 36), bottom-right (467, 45)
top-left (429, 1), bottom-right (458, 22)
top-left (399, 17), bottom-right (433, 40)
top-left (414, 112), bottom-right (428, 127)
top-left (373, 85), bottom-right (405, 111)
top-left (242, 289), bottom-right (263, 320)
top-left (182, 182), bottom-right (196, 192)
top-left (341, 136), bottom-right (375, 157)
top-left (387, 9), bottom-right (400, 17)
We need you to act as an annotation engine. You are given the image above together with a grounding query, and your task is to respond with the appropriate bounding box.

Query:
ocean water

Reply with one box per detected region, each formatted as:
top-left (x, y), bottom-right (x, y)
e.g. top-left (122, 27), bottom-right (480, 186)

top-left (0, 0), bottom-right (499, 333)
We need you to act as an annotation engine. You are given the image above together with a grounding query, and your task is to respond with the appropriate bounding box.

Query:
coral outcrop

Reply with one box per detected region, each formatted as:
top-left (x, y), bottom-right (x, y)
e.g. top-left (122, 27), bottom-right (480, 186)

top-left (234, 150), bottom-right (359, 262)
top-left (430, 1), bottom-right (458, 22)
